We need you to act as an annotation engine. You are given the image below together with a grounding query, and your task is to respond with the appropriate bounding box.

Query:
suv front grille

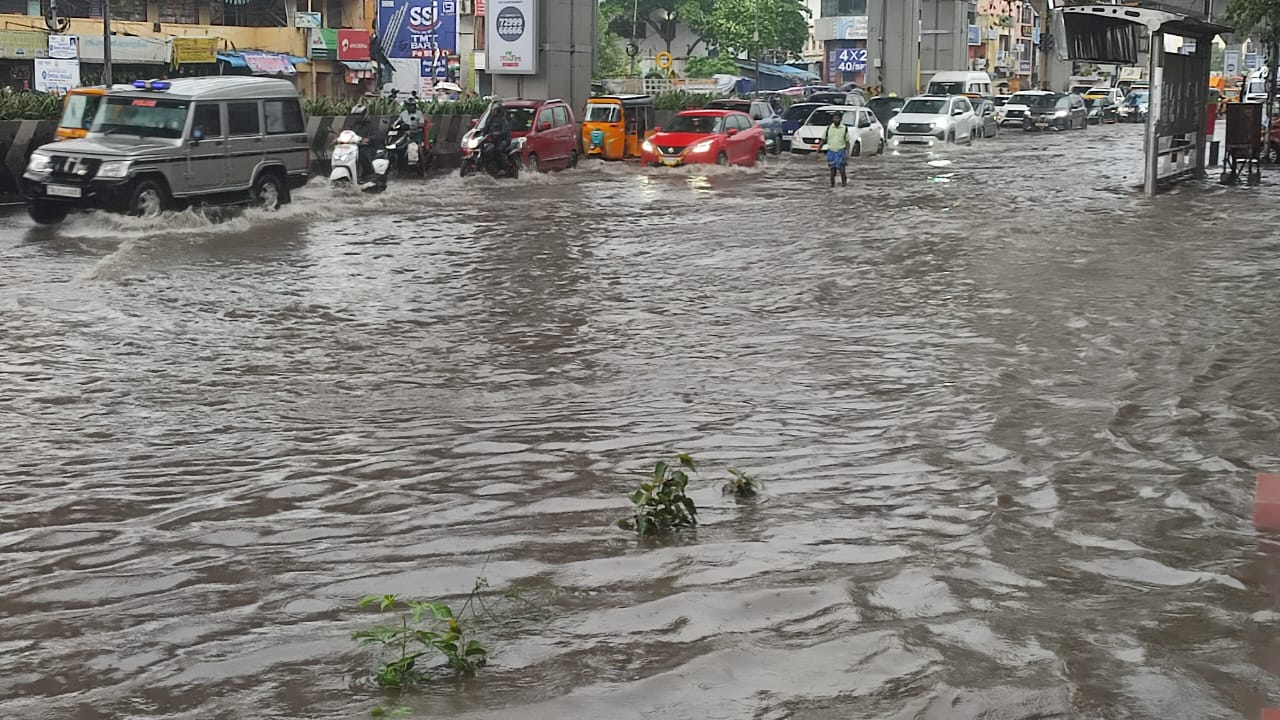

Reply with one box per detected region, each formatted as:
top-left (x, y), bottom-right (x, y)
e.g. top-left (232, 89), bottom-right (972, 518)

top-left (659, 145), bottom-right (686, 155)
top-left (896, 123), bottom-right (933, 134)
top-left (50, 155), bottom-right (101, 181)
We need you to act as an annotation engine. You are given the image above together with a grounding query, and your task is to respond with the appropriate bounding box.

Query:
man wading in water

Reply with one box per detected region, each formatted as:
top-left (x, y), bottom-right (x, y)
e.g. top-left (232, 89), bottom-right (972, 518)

top-left (822, 111), bottom-right (851, 187)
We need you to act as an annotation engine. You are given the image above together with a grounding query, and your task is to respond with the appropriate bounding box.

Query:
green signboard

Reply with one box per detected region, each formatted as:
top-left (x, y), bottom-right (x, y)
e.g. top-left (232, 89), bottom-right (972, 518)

top-left (309, 28), bottom-right (336, 60)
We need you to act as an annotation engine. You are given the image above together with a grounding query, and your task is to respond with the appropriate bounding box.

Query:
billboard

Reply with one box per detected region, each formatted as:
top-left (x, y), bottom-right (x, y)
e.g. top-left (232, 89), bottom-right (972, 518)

top-left (378, 0), bottom-right (457, 59)
top-left (486, 0), bottom-right (536, 75)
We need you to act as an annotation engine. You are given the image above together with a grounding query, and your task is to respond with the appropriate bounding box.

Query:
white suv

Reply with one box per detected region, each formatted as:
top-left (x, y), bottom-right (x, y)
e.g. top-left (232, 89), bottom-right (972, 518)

top-left (886, 95), bottom-right (978, 145)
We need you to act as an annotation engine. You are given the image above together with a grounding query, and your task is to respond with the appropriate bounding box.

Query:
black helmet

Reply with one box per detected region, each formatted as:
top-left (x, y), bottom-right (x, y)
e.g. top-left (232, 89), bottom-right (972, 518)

top-left (351, 103), bottom-right (369, 119)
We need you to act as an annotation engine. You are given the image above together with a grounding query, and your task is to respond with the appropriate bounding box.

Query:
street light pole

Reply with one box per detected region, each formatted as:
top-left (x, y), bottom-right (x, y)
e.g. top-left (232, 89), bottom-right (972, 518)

top-left (102, 0), bottom-right (112, 85)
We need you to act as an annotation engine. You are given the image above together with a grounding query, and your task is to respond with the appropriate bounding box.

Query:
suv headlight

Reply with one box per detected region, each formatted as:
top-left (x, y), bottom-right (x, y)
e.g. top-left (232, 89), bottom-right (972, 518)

top-left (26, 152), bottom-right (52, 174)
top-left (691, 139), bottom-right (715, 153)
top-left (97, 160), bottom-right (131, 179)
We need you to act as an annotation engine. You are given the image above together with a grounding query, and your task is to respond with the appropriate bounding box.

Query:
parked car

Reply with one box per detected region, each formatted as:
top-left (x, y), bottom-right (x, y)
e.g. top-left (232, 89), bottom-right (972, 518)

top-left (867, 96), bottom-right (907, 128)
top-left (927, 71), bottom-right (994, 99)
top-left (706, 98), bottom-right (784, 154)
top-left (1083, 86), bottom-right (1126, 107)
top-left (641, 109), bottom-right (766, 167)
top-left (999, 90), bottom-right (1057, 127)
top-left (461, 98), bottom-right (579, 172)
top-left (972, 99), bottom-right (1000, 138)
top-left (807, 91), bottom-right (850, 106)
top-left (1085, 95), bottom-right (1118, 124)
top-left (789, 105), bottom-right (885, 156)
top-left (1118, 90), bottom-right (1149, 123)
top-left (1024, 93), bottom-right (1088, 131)
top-left (992, 94), bottom-right (1011, 123)
top-left (22, 76), bottom-right (309, 225)
top-left (779, 101), bottom-right (823, 151)
top-left (886, 95), bottom-right (979, 145)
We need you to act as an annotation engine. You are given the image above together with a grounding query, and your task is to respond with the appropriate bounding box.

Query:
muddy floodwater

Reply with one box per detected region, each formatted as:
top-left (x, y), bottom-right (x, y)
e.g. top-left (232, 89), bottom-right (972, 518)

top-left (3, 125), bottom-right (1280, 720)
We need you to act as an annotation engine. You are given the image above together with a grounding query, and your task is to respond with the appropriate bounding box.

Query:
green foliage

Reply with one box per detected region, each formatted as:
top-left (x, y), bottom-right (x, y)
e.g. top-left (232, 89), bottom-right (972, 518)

top-left (1226, 0), bottom-right (1280, 44)
top-left (0, 91), bottom-right (62, 121)
top-left (370, 707), bottom-right (413, 718)
top-left (596, 9), bottom-right (632, 79)
top-left (653, 90), bottom-right (716, 110)
top-left (354, 593), bottom-right (488, 688)
top-left (701, 0), bottom-right (811, 58)
top-left (600, 0), bottom-right (715, 54)
top-left (618, 454), bottom-right (699, 535)
top-left (302, 96), bottom-right (490, 118)
top-left (723, 469), bottom-right (760, 499)
top-left (684, 55), bottom-right (740, 78)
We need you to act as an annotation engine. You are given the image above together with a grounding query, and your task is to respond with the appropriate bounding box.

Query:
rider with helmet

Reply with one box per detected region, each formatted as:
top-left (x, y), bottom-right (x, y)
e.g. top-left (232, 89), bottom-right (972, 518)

top-left (476, 98), bottom-right (511, 164)
top-left (350, 102), bottom-right (379, 180)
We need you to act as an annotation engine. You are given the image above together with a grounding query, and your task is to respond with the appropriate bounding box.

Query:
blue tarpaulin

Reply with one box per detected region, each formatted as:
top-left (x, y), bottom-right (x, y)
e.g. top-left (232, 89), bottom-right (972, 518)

top-left (735, 60), bottom-right (821, 91)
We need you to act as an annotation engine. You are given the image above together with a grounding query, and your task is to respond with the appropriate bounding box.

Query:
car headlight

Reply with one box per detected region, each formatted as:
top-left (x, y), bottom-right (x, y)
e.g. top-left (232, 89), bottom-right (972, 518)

top-left (96, 160), bottom-right (130, 179)
top-left (642, 139), bottom-right (653, 152)
top-left (26, 152), bottom-right (52, 174)
top-left (887, 119), bottom-right (898, 130)
top-left (929, 121), bottom-right (938, 129)
top-left (1055, 109), bottom-right (1069, 117)
top-left (691, 139), bottom-right (716, 153)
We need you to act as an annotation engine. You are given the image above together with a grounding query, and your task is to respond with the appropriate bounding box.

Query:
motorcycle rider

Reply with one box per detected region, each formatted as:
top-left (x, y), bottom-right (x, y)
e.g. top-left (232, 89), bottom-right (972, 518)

top-left (477, 98), bottom-right (511, 168)
top-left (350, 102), bottom-right (379, 180)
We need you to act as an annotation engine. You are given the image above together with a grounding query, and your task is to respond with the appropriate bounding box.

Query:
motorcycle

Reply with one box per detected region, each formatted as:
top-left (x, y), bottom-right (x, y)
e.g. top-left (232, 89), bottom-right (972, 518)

top-left (384, 99), bottom-right (431, 177)
top-left (330, 129), bottom-right (390, 193)
top-left (459, 135), bottom-right (524, 179)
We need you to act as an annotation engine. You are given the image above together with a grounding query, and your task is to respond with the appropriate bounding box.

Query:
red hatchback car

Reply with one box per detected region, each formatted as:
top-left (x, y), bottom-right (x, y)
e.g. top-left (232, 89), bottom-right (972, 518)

top-left (462, 98), bottom-right (579, 172)
top-left (641, 109), bottom-right (767, 167)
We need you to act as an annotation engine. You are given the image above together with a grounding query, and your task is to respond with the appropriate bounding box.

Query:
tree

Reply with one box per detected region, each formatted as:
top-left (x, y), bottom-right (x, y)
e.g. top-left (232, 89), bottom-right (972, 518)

top-left (595, 8), bottom-right (631, 79)
top-left (699, 0), bottom-right (811, 60)
top-left (1225, 0), bottom-right (1280, 45)
top-left (599, 0), bottom-right (716, 56)
top-left (684, 55), bottom-right (740, 77)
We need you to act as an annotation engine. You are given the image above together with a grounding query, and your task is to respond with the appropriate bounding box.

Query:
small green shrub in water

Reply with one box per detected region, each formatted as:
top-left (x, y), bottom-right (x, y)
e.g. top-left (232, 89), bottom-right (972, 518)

top-left (354, 594), bottom-right (488, 688)
top-left (618, 454), bottom-right (699, 534)
top-left (370, 706), bottom-right (412, 718)
top-left (723, 469), bottom-right (760, 499)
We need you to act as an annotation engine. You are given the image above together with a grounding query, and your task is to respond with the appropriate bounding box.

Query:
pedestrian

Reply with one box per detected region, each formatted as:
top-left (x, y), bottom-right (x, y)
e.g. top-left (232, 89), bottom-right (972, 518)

top-left (822, 111), bottom-right (851, 187)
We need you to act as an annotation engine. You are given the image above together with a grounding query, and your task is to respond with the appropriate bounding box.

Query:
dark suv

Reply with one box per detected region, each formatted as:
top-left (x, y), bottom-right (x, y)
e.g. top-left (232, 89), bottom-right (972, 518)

top-left (463, 98), bottom-right (579, 172)
top-left (705, 98), bottom-right (783, 154)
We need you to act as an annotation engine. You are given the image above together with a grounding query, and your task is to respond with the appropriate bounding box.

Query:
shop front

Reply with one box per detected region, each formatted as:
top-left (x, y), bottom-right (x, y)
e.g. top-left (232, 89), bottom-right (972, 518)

top-left (0, 29), bottom-right (50, 91)
top-left (307, 28), bottom-right (373, 98)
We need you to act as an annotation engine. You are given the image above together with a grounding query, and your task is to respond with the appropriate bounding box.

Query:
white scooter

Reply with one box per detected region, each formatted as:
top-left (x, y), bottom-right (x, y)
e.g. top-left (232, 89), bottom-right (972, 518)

top-left (329, 129), bottom-right (389, 193)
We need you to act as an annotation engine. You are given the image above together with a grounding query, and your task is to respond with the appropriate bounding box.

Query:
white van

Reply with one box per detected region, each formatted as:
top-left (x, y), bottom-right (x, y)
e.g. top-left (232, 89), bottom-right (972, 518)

top-left (925, 71), bottom-right (994, 99)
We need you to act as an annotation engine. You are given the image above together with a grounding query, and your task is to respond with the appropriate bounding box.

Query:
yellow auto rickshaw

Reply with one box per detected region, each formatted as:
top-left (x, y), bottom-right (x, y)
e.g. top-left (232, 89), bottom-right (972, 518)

top-left (55, 86), bottom-right (107, 141)
top-left (581, 94), bottom-right (655, 160)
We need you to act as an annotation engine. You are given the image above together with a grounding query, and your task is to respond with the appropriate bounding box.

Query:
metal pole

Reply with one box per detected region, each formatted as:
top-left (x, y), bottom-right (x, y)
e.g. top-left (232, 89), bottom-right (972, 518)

top-left (102, 0), bottom-right (112, 85)
top-left (754, 0), bottom-right (760, 95)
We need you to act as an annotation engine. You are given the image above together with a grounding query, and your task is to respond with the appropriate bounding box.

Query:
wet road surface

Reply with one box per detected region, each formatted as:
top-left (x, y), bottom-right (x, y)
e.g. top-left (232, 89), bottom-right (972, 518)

top-left (3, 123), bottom-right (1280, 719)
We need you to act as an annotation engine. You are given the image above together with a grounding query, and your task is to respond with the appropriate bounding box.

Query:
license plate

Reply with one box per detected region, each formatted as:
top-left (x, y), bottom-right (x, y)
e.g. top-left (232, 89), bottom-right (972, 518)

top-left (46, 184), bottom-right (80, 198)
top-left (782, 134), bottom-right (793, 140)
top-left (1036, 122), bottom-right (1048, 128)
top-left (661, 157), bottom-right (679, 166)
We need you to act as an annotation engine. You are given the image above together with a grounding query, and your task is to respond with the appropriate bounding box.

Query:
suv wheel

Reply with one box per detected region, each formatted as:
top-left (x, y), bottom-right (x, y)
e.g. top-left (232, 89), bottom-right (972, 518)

top-left (129, 179), bottom-right (166, 218)
top-left (252, 172), bottom-right (284, 211)
top-left (28, 201), bottom-right (67, 225)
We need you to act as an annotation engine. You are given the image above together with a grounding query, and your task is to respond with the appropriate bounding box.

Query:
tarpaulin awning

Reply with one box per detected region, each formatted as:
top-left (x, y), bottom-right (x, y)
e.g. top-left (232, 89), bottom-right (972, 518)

top-left (217, 52), bottom-right (247, 67)
top-left (737, 60), bottom-right (820, 81)
top-left (341, 60), bottom-right (374, 71)
top-left (219, 51), bottom-right (307, 75)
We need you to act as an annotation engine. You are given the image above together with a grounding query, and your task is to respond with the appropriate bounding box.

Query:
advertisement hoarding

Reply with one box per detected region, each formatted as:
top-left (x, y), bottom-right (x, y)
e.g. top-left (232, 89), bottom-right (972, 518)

top-left (486, 0), bottom-right (535, 75)
top-left (35, 58), bottom-right (79, 93)
top-left (378, 0), bottom-right (457, 59)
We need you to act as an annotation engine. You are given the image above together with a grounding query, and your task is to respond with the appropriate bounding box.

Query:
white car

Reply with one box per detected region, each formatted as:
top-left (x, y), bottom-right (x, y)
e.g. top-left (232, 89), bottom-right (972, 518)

top-left (886, 95), bottom-right (978, 145)
top-left (999, 90), bottom-right (1057, 127)
top-left (789, 105), bottom-right (885, 156)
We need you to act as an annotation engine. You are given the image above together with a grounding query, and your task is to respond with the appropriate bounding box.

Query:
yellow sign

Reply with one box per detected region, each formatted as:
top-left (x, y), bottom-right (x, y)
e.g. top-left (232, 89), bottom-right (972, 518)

top-left (655, 51), bottom-right (673, 70)
top-left (173, 37), bottom-right (219, 65)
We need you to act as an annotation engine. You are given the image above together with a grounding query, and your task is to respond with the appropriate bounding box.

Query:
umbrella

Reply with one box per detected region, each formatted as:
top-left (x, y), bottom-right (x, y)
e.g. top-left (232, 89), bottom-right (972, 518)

top-left (433, 81), bottom-right (462, 93)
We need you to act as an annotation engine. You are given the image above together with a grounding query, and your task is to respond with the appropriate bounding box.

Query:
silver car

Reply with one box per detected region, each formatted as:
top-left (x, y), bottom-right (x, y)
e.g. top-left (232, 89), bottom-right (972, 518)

top-left (23, 76), bottom-right (310, 225)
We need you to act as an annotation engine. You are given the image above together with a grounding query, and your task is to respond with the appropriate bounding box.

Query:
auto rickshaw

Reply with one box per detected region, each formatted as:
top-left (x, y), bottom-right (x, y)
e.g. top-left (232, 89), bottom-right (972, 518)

top-left (581, 94), bottom-right (655, 161)
top-left (55, 86), bottom-right (108, 140)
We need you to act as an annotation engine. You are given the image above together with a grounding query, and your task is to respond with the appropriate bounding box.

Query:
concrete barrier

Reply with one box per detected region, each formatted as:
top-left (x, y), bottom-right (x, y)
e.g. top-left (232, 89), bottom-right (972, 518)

top-left (0, 114), bottom-right (480, 204)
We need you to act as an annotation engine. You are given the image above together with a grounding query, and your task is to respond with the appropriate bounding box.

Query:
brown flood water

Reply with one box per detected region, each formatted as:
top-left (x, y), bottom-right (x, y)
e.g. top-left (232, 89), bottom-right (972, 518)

top-left (2, 124), bottom-right (1280, 720)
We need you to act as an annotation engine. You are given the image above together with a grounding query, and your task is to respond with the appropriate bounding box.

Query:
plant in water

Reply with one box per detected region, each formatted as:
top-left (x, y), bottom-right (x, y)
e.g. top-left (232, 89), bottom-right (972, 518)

top-left (618, 453), bottom-right (699, 534)
top-left (354, 594), bottom-right (488, 688)
top-left (723, 468), bottom-right (760, 499)
top-left (370, 706), bottom-right (413, 718)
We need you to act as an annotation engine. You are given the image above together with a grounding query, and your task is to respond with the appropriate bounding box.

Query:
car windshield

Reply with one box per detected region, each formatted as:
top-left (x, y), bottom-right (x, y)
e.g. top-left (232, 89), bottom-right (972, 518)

top-left (666, 114), bottom-right (723, 134)
top-left (1011, 93), bottom-right (1058, 108)
top-left (709, 101), bottom-right (749, 112)
top-left (585, 104), bottom-right (621, 123)
top-left (928, 81), bottom-right (965, 95)
top-left (783, 104), bottom-right (819, 121)
top-left (808, 93), bottom-right (845, 104)
top-left (902, 99), bottom-right (947, 115)
top-left (59, 92), bottom-right (101, 130)
top-left (1126, 91), bottom-right (1149, 104)
top-left (805, 109), bottom-right (854, 126)
top-left (91, 96), bottom-right (189, 139)
top-left (993, 96), bottom-right (1009, 106)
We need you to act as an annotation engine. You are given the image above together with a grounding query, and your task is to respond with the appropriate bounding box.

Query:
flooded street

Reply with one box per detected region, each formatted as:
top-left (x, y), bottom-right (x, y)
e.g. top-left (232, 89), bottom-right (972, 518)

top-left (3, 123), bottom-right (1280, 719)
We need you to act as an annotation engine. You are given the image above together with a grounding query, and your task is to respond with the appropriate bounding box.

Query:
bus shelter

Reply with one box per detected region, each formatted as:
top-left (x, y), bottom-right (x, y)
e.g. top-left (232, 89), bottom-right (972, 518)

top-left (1054, 4), bottom-right (1231, 194)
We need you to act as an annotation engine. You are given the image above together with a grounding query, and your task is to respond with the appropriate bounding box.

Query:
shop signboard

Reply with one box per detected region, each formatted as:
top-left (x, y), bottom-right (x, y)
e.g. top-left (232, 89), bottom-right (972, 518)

top-left (34, 58), bottom-right (80, 93)
top-left (0, 29), bottom-right (50, 59)
top-left (338, 29), bottom-right (371, 61)
top-left (48, 35), bottom-right (77, 59)
top-left (310, 28), bottom-right (337, 60)
top-left (378, 0), bottom-right (457, 59)
top-left (486, 0), bottom-right (535, 74)
top-left (78, 34), bottom-right (169, 64)
top-left (242, 51), bottom-right (296, 76)
top-left (173, 37), bottom-right (218, 64)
